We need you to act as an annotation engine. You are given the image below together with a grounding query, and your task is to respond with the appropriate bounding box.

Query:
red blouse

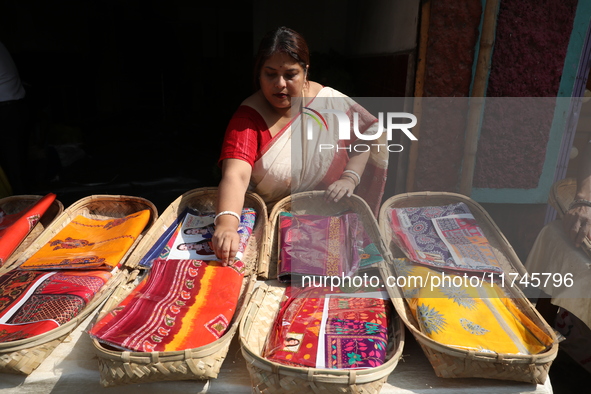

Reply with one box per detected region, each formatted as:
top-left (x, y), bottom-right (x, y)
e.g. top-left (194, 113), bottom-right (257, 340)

top-left (218, 106), bottom-right (274, 168)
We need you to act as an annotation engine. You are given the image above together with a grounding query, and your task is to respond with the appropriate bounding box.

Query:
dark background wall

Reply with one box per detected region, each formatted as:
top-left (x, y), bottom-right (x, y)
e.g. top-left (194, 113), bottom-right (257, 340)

top-left (0, 0), bottom-right (415, 211)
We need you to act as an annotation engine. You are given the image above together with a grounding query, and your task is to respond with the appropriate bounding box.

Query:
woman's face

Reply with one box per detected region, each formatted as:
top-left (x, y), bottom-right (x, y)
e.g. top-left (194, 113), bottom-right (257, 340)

top-left (259, 52), bottom-right (307, 113)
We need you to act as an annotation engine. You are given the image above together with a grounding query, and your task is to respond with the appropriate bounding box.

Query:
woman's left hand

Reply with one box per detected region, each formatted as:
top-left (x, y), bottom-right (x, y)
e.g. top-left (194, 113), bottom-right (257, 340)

top-left (325, 178), bottom-right (356, 202)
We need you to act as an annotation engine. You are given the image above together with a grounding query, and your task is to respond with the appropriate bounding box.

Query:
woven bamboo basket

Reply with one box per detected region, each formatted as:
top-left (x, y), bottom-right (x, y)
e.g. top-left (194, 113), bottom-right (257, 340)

top-left (378, 191), bottom-right (558, 384)
top-left (547, 177), bottom-right (591, 258)
top-left (240, 191), bottom-right (405, 393)
top-left (0, 194), bottom-right (64, 273)
top-left (0, 194), bottom-right (158, 375)
top-left (91, 187), bottom-right (268, 387)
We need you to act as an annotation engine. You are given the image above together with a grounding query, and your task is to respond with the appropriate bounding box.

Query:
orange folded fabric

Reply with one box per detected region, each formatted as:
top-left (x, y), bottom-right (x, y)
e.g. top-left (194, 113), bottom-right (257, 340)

top-left (0, 193), bottom-right (56, 266)
top-left (19, 210), bottom-right (151, 270)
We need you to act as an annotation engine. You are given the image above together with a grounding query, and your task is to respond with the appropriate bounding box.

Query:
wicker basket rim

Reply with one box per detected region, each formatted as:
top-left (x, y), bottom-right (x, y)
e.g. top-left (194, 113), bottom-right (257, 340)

top-left (239, 282), bottom-right (405, 384)
top-left (377, 191), bottom-right (559, 365)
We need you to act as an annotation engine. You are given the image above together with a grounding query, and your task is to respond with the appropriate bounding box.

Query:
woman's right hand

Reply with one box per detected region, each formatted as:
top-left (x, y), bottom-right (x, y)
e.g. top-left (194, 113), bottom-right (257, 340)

top-left (212, 221), bottom-right (241, 266)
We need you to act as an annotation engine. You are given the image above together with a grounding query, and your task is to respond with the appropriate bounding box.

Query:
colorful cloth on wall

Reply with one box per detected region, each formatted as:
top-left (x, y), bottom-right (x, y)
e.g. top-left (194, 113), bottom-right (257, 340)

top-left (389, 203), bottom-right (502, 274)
top-left (139, 208), bottom-right (256, 268)
top-left (0, 193), bottom-right (56, 266)
top-left (278, 213), bottom-right (363, 281)
top-left (392, 258), bottom-right (553, 355)
top-left (0, 269), bottom-right (111, 342)
top-left (89, 258), bottom-right (244, 352)
top-left (264, 286), bottom-right (390, 369)
top-left (19, 210), bottom-right (151, 270)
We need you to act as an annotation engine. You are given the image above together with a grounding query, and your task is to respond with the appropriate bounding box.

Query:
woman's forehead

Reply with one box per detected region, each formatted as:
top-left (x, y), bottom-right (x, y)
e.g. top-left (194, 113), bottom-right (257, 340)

top-left (263, 52), bottom-right (302, 70)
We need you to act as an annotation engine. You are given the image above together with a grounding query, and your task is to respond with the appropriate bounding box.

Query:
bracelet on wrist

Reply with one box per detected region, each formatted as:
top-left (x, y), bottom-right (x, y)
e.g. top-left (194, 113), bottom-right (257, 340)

top-left (214, 210), bottom-right (241, 225)
top-left (341, 169), bottom-right (361, 186)
top-left (340, 174), bottom-right (358, 186)
top-left (568, 199), bottom-right (591, 211)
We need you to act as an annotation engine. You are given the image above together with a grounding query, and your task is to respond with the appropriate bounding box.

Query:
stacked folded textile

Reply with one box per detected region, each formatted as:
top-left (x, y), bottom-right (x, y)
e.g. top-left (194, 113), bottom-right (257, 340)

top-left (0, 210), bottom-right (151, 343)
top-left (264, 286), bottom-right (390, 369)
top-left (0, 270), bottom-right (111, 342)
top-left (277, 212), bottom-right (384, 282)
top-left (388, 202), bottom-right (552, 355)
top-left (19, 210), bottom-right (151, 271)
top-left (0, 193), bottom-right (56, 266)
top-left (89, 258), bottom-right (244, 352)
top-left (90, 207), bottom-right (257, 353)
top-left (392, 258), bottom-right (552, 355)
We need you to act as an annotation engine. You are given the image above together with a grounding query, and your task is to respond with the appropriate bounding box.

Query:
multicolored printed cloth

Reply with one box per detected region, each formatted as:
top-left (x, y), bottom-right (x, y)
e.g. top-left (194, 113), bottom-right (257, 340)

top-left (264, 286), bottom-right (390, 369)
top-left (0, 269), bottom-right (111, 342)
top-left (392, 258), bottom-right (553, 355)
top-left (19, 210), bottom-right (151, 270)
top-left (0, 193), bottom-right (56, 266)
top-left (139, 208), bottom-right (256, 268)
top-left (89, 258), bottom-right (244, 352)
top-left (278, 213), bottom-right (362, 281)
top-left (389, 203), bottom-right (502, 273)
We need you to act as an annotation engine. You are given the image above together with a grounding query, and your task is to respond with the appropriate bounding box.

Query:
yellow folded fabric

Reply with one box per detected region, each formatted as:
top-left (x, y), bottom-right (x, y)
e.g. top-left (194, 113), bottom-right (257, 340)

top-left (394, 258), bottom-right (553, 355)
top-left (19, 210), bottom-right (151, 270)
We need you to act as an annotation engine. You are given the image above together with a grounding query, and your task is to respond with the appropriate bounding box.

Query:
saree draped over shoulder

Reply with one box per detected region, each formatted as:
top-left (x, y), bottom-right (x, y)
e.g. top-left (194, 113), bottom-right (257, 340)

top-left (251, 87), bottom-right (389, 214)
top-left (19, 210), bottom-right (151, 270)
top-left (89, 258), bottom-right (244, 352)
top-left (0, 193), bottom-right (56, 266)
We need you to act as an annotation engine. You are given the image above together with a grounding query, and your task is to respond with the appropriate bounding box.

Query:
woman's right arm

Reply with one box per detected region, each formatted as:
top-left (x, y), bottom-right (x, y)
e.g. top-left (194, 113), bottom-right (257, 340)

top-left (213, 158), bottom-right (252, 265)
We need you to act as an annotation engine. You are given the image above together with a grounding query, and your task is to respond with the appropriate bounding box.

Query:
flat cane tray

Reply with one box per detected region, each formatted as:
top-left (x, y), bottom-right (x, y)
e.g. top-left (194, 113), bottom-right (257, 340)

top-left (0, 194), bottom-right (158, 375)
top-left (378, 191), bottom-right (558, 384)
top-left (91, 187), bottom-right (268, 387)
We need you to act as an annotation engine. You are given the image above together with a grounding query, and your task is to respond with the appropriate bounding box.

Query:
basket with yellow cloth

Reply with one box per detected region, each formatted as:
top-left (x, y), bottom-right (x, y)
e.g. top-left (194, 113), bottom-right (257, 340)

top-left (0, 194), bottom-right (157, 375)
top-left (239, 191), bottom-right (404, 394)
top-left (89, 187), bottom-right (268, 387)
top-left (378, 191), bottom-right (558, 384)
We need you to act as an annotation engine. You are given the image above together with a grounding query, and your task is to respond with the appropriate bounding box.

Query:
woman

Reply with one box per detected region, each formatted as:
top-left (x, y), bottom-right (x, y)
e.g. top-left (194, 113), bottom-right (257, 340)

top-left (213, 27), bottom-right (388, 264)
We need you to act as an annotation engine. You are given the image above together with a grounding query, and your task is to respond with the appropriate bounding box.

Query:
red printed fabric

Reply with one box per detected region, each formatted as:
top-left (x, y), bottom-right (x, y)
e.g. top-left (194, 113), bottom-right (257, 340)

top-left (264, 286), bottom-right (390, 369)
top-left (0, 193), bottom-right (56, 266)
top-left (0, 269), bottom-right (111, 342)
top-left (89, 259), bottom-right (244, 352)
